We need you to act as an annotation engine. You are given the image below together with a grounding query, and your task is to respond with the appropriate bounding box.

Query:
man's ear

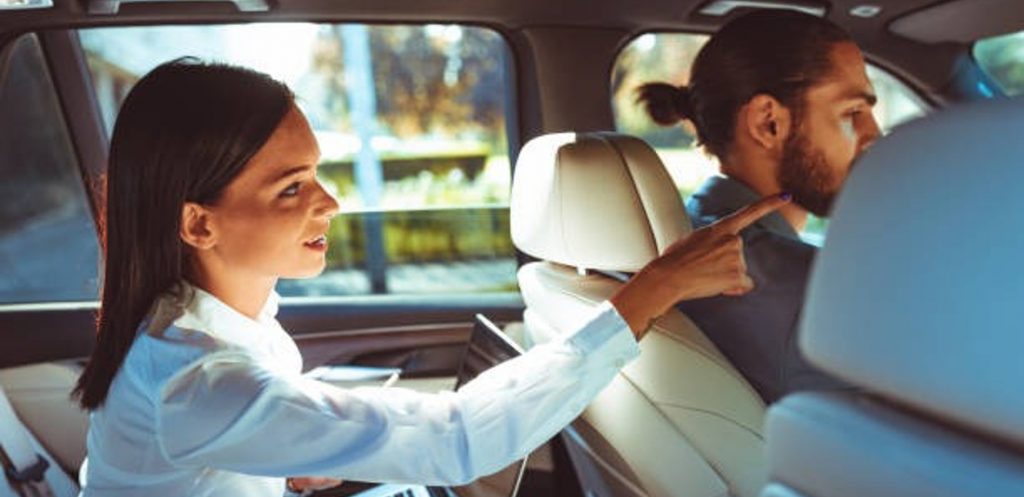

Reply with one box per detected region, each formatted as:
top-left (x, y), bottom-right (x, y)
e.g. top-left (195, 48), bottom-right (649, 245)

top-left (743, 94), bottom-right (792, 150)
top-left (180, 202), bottom-right (217, 251)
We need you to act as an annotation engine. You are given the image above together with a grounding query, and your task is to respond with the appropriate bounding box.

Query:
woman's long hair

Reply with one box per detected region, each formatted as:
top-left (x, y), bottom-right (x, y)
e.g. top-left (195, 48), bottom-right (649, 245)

top-left (73, 58), bottom-right (294, 410)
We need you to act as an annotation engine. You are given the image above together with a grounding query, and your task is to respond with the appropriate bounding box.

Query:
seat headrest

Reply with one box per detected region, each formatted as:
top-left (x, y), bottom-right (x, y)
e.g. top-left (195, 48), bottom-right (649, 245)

top-left (510, 132), bottom-right (691, 272)
top-left (800, 97), bottom-right (1024, 446)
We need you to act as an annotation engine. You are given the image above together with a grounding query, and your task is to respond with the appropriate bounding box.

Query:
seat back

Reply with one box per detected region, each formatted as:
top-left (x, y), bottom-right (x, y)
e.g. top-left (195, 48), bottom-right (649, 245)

top-left (511, 132), bottom-right (768, 497)
top-left (0, 362), bottom-right (88, 475)
top-left (0, 371), bottom-right (81, 497)
top-left (762, 98), bottom-right (1024, 497)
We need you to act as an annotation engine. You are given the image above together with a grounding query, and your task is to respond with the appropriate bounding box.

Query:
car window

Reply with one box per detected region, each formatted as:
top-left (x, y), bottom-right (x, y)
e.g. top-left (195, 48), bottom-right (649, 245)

top-left (79, 23), bottom-right (515, 297)
top-left (612, 33), bottom-right (929, 244)
top-left (974, 30), bottom-right (1024, 96)
top-left (0, 34), bottom-right (101, 304)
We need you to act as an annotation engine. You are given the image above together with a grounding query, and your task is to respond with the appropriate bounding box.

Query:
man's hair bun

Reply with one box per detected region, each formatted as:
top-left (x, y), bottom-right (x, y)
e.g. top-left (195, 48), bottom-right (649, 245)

top-left (636, 82), bottom-right (693, 126)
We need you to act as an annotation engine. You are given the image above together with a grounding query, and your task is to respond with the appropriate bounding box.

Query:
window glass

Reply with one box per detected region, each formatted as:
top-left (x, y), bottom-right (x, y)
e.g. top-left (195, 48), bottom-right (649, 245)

top-left (974, 30), bottom-right (1024, 96)
top-left (0, 34), bottom-right (101, 304)
top-left (79, 24), bottom-right (515, 297)
top-left (612, 33), bottom-right (929, 244)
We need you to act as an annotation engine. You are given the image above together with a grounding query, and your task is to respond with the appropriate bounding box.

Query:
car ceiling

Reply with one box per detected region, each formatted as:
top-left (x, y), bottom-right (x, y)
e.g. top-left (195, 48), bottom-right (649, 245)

top-left (0, 0), bottom-right (1020, 104)
top-left (3, 0), bottom-right (1019, 38)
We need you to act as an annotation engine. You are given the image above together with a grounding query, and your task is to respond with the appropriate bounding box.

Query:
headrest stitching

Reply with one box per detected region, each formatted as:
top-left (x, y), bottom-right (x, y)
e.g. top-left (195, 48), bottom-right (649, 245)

top-left (596, 133), bottom-right (660, 257)
top-left (555, 145), bottom-right (574, 268)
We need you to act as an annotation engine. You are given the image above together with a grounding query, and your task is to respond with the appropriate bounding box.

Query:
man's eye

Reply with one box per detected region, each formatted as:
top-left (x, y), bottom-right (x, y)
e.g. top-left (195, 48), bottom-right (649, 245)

top-left (280, 182), bottom-right (301, 197)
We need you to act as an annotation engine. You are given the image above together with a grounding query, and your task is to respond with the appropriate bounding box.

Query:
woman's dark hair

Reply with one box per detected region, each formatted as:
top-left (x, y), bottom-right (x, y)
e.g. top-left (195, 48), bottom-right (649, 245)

top-left (637, 10), bottom-right (853, 159)
top-left (73, 58), bottom-right (294, 410)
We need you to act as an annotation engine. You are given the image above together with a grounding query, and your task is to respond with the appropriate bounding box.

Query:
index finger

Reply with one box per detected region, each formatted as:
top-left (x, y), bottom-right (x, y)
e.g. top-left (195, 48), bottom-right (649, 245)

top-left (715, 193), bottom-right (791, 234)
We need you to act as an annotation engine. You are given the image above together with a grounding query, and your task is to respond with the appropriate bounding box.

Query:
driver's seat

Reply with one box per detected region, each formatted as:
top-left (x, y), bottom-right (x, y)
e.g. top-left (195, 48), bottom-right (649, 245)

top-left (760, 95), bottom-right (1024, 497)
top-left (511, 132), bottom-right (768, 497)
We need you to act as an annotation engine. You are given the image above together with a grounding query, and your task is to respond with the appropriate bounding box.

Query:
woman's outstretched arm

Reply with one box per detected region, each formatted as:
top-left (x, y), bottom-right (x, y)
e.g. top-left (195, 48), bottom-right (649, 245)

top-left (155, 194), bottom-right (787, 486)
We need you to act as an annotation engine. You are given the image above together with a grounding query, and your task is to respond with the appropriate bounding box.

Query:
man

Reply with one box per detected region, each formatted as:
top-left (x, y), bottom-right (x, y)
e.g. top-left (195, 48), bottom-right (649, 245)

top-left (638, 9), bottom-right (880, 403)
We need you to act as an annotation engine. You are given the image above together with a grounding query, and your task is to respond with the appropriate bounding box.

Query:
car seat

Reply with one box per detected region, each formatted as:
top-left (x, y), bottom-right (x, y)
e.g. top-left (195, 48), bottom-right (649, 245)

top-left (761, 97), bottom-right (1024, 497)
top-left (0, 367), bottom-right (81, 497)
top-left (511, 132), bottom-right (768, 497)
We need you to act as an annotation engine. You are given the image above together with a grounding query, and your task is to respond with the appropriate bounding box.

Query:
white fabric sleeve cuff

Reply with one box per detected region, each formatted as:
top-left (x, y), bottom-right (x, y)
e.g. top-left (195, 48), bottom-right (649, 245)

top-left (563, 301), bottom-right (641, 367)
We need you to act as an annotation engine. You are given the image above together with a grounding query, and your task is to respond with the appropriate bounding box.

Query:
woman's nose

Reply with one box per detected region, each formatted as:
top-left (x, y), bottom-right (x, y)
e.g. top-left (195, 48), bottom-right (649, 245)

top-left (315, 178), bottom-right (341, 219)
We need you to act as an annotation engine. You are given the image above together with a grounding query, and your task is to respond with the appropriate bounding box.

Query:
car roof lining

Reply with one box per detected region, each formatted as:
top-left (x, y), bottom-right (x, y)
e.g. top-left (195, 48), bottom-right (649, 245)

top-left (0, 0), bottom-right (992, 40)
top-left (890, 0), bottom-right (1024, 44)
top-left (0, 0), bottom-right (1015, 107)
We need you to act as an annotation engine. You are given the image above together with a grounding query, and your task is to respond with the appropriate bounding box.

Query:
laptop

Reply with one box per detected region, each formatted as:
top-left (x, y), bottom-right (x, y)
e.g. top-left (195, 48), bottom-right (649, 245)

top-left (341, 314), bottom-right (528, 497)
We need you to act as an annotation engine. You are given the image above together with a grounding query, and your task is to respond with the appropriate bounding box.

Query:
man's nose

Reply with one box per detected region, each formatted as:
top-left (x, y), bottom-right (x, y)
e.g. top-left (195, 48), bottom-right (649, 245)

top-left (860, 114), bottom-right (882, 151)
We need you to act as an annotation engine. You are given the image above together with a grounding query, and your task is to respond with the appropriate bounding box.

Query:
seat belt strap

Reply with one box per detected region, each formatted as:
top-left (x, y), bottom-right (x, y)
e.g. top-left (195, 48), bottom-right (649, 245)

top-left (0, 386), bottom-right (54, 497)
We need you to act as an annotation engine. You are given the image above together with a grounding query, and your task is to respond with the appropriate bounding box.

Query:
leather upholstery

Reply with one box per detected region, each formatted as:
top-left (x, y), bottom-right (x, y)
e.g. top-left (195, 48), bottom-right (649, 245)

top-left (764, 98), bottom-right (1024, 496)
top-left (511, 132), bottom-right (692, 273)
top-left (765, 393), bottom-right (1024, 497)
top-left (512, 132), bottom-right (767, 497)
top-left (799, 97), bottom-right (1024, 444)
top-left (0, 362), bottom-right (88, 475)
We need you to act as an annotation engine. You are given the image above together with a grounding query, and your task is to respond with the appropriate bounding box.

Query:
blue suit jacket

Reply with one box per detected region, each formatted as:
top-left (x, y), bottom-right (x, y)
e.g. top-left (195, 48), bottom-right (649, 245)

top-left (675, 176), bottom-right (852, 403)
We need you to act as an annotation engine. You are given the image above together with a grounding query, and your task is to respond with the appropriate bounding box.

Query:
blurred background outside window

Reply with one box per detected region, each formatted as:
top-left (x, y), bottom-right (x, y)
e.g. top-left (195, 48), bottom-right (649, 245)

top-left (612, 33), bottom-right (929, 245)
top-left (0, 34), bottom-right (100, 304)
top-left (80, 24), bottom-right (516, 297)
top-left (974, 29), bottom-right (1024, 97)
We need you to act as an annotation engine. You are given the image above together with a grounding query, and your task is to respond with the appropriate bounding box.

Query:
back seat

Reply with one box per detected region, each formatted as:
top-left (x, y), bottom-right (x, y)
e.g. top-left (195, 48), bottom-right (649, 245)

top-left (1, 362), bottom-right (86, 496)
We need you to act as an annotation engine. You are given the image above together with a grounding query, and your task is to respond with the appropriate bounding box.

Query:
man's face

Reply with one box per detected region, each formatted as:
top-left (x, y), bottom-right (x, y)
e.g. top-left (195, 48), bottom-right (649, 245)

top-left (777, 42), bottom-right (880, 217)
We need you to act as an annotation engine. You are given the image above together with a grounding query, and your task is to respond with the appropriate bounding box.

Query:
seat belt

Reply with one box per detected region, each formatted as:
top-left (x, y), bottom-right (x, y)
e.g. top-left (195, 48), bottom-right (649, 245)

top-left (0, 386), bottom-right (54, 497)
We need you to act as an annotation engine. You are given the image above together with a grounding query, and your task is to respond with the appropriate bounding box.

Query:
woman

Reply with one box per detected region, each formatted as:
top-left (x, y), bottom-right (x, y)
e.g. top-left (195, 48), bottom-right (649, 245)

top-left (73, 57), bottom-right (787, 496)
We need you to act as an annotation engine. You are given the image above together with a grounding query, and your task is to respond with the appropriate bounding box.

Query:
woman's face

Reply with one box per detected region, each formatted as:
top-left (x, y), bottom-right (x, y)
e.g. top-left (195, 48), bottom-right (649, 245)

top-left (200, 104), bottom-right (339, 281)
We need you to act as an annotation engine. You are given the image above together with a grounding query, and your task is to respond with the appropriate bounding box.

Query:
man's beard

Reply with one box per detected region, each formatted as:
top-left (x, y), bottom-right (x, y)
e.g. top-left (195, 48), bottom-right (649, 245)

top-left (777, 130), bottom-right (838, 218)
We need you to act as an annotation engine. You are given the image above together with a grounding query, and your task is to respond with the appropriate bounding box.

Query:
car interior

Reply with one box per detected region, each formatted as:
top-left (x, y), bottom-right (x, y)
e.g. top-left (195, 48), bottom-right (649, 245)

top-left (1, 0), bottom-right (1022, 496)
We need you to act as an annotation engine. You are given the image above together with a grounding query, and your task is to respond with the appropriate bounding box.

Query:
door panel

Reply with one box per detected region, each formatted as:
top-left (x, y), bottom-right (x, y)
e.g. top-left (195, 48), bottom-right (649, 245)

top-left (0, 293), bottom-right (523, 369)
top-left (296, 325), bottom-right (468, 376)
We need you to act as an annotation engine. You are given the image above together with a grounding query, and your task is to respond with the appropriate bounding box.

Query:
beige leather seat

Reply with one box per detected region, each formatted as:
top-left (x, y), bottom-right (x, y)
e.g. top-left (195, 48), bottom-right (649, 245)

top-left (762, 97), bottom-right (1024, 496)
top-left (0, 362), bottom-right (88, 475)
top-left (510, 132), bottom-right (768, 497)
top-left (0, 362), bottom-right (85, 496)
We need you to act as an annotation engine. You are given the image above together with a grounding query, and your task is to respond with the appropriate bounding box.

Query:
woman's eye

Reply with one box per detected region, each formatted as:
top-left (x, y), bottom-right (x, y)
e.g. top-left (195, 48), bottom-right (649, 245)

top-left (280, 182), bottom-right (301, 197)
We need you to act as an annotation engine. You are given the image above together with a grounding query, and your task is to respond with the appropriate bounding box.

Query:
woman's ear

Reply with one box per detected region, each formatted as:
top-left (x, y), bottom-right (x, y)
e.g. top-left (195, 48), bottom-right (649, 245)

top-left (743, 94), bottom-right (792, 150)
top-left (180, 202), bottom-right (217, 250)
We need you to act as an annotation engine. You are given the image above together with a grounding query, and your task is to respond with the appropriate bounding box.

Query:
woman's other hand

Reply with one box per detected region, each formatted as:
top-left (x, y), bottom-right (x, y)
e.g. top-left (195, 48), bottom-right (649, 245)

top-left (610, 193), bottom-right (790, 337)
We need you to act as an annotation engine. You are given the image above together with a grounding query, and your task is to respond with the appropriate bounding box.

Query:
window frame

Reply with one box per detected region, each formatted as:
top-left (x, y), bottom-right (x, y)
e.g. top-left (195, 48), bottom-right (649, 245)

top-left (0, 32), bottom-right (104, 305)
top-left (609, 30), bottom-right (936, 125)
top-left (971, 30), bottom-right (1024, 98)
top-left (70, 21), bottom-right (524, 299)
top-left (608, 30), bottom-right (935, 245)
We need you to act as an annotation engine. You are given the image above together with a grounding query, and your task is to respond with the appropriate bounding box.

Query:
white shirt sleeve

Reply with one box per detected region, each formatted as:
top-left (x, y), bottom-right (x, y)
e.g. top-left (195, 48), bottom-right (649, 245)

top-left (155, 302), bottom-right (639, 486)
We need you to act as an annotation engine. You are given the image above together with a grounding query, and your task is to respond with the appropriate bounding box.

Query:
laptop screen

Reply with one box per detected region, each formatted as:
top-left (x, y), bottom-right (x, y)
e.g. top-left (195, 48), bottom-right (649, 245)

top-left (454, 314), bottom-right (525, 389)
top-left (444, 314), bottom-right (528, 497)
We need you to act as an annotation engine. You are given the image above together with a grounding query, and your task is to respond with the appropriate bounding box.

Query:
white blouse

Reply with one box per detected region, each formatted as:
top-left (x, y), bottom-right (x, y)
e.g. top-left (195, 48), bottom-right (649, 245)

top-left (78, 282), bottom-right (639, 497)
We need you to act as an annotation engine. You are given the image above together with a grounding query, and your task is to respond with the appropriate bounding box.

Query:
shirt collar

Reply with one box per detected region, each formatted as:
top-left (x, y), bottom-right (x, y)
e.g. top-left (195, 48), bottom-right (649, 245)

top-left (150, 280), bottom-right (282, 349)
top-left (690, 176), bottom-right (800, 240)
